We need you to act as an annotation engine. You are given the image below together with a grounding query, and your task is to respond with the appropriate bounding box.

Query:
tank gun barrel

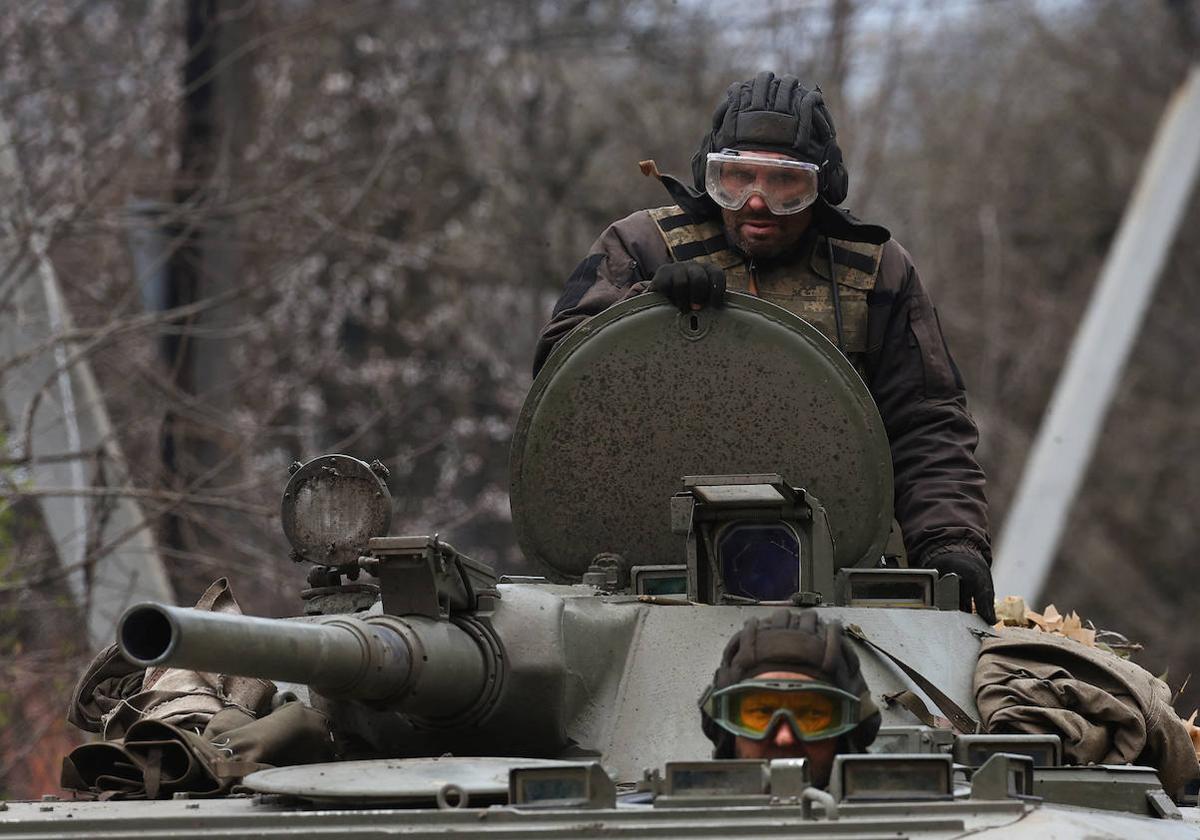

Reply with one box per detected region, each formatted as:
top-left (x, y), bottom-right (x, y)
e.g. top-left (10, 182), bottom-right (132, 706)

top-left (118, 603), bottom-right (490, 718)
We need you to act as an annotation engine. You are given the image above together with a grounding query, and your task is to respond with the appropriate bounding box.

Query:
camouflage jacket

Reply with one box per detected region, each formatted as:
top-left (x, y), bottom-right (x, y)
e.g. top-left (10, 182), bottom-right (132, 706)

top-left (534, 192), bottom-right (990, 568)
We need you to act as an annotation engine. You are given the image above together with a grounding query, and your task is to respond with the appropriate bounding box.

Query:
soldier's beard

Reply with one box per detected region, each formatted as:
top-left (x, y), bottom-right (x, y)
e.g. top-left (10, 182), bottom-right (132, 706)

top-left (721, 206), bottom-right (812, 261)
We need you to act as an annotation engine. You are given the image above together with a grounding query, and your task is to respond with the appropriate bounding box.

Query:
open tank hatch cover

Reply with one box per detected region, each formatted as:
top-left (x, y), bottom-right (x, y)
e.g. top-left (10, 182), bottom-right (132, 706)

top-left (510, 293), bottom-right (894, 581)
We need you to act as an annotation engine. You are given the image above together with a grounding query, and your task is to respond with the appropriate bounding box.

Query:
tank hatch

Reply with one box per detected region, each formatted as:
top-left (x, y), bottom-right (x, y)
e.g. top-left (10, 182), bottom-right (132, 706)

top-left (242, 756), bottom-right (579, 807)
top-left (510, 293), bottom-right (894, 582)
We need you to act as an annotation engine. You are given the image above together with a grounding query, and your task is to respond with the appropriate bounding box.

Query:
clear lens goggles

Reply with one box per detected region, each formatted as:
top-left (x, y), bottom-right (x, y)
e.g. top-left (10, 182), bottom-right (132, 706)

top-left (702, 679), bottom-right (860, 742)
top-left (705, 151), bottom-right (820, 215)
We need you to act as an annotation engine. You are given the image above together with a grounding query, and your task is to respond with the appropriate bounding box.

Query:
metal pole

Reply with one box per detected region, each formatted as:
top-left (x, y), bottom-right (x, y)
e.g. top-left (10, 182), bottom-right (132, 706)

top-left (993, 66), bottom-right (1200, 603)
top-left (0, 112), bottom-right (175, 646)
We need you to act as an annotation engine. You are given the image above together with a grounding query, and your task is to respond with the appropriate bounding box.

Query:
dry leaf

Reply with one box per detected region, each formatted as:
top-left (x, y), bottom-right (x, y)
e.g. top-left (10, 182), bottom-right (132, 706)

top-left (1184, 711), bottom-right (1200, 761)
top-left (1064, 626), bottom-right (1096, 646)
top-left (994, 597), bottom-right (1119, 651)
top-left (995, 596), bottom-right (1027, 626)
top-left (1026, 609), bottom-right (1050, 629)
top-left (1062, 612), bottom-right (1083, 633)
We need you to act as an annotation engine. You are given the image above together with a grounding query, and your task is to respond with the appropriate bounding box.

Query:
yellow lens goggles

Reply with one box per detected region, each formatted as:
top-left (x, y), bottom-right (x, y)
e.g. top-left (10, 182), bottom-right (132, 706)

top-left (702, 679), bottom-right (860, 742)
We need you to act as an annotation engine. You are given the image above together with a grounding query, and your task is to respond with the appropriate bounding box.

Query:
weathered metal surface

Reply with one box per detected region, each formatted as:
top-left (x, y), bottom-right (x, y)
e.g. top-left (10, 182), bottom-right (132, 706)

top-left (112, 586), bottom-right (989, 783)
top-left (510, 294), bottom-right (894, 582)
top-left (281, 454), bottom-right (391, 567)
top-left (3, 795), bottom-right (1196, 838)
top-left (552, 596), bottom-right (990, 783)
top-left (243, 757), bottom-right (577, 804)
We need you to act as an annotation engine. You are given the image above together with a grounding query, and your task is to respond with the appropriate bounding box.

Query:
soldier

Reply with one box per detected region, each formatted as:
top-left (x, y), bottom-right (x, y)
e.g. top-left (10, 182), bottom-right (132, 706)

top-left (535, 71), bottom-right (995, 623)
top-left (699, 610), bottom-right (880, 787)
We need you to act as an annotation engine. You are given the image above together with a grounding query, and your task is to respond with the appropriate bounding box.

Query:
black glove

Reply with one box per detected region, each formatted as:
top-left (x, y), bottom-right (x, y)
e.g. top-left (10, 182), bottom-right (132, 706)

top-left (649, 261), bottom-right (726, 312)
top-left (926, 552), bottom-right (996, 624)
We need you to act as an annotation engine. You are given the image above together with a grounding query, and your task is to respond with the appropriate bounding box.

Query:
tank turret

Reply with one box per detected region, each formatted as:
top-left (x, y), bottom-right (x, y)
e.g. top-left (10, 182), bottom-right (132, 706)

top-left (111, 295), bottom-right (984, 776)
top-left (17, 294), bottom-right (1196, 837)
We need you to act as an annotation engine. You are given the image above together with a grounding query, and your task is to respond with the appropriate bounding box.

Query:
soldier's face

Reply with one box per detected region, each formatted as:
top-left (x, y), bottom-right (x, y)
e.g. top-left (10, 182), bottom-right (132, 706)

top-left (731, 670), bottom-right (841, 787)
top-left (719, 150), bottom-right (814, 259)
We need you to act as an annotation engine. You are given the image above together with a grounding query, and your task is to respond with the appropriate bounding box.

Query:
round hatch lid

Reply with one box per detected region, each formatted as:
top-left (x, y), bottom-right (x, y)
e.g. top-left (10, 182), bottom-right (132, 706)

top-left (510, 293), bottom-right (894, 582)
top-left (243, 756), bottom-right (577, 805)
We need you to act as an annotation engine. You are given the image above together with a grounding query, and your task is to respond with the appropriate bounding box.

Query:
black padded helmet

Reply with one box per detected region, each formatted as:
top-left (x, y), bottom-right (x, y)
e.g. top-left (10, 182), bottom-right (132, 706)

top-left (699, 609), bottom-right (881, 759)
top-left (690, 71), bottom-right (849, 206)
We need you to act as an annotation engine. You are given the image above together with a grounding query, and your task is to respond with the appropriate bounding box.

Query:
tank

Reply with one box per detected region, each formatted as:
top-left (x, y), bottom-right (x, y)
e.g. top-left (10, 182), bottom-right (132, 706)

top-left (3, 293), bottom-right (1198, 838)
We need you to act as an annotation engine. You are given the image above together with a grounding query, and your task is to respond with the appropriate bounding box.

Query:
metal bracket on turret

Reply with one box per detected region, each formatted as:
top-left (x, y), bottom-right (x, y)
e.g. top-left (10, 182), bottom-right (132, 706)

top-left (358, 535), bottom-right (499, 619)
top-left (834, 568), bottom-right (941, 608)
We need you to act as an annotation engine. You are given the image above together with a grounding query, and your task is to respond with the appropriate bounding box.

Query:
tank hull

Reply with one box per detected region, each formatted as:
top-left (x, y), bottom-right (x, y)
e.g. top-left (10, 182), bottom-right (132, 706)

top-left (4, 794), bottom-right (1198, 839)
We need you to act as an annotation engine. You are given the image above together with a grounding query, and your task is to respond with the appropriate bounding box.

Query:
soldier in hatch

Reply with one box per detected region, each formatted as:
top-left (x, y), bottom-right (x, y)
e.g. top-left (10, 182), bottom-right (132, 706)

top-left (535, 71), bottom-right (996, 623)
top-left (699, 610), bottom-right (880, 787)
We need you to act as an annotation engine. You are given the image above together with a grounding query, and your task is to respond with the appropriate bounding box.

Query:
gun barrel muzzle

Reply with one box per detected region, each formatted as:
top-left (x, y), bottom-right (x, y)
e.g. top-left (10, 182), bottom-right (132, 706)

top-left (118, 602), bottom-right (488, 716)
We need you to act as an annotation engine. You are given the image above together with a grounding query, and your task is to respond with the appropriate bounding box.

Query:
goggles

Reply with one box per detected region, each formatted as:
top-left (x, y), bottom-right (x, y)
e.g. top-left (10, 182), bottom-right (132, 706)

top-left (701, 679), bottom-right (860, 742)
top-left (705, 150), bottom-right (820, 215)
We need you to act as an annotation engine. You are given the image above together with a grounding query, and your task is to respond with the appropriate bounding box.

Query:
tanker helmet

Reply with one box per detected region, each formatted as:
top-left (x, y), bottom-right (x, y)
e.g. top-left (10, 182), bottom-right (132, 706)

top-left (690, 71), bottom-right (849, 206)
top-left (699, 609), bottom-right (880, 758)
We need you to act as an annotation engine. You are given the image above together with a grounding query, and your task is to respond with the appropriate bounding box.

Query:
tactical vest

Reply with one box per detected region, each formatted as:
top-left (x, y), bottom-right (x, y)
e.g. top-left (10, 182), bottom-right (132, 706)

top-left (648, 205), bottom-right (884, 373)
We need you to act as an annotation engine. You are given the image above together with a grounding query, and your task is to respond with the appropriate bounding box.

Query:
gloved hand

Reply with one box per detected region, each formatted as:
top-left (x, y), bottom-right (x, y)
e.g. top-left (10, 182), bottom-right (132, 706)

top-left (649, 261), bottom-right (726, 312)
top-left (926, 552), bottom-right (996, 624)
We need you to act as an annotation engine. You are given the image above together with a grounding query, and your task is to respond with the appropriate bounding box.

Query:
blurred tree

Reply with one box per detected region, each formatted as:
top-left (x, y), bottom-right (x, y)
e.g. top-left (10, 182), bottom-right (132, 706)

top-left (851, 0), bottom-right (1200, 711)
top-left (2, 0), bottom-right (1199, 797)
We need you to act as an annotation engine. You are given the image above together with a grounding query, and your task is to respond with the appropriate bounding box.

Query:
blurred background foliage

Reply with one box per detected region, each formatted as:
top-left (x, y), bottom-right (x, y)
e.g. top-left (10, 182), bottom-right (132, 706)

top-left (1, 0), bottom-right (1198, 796)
